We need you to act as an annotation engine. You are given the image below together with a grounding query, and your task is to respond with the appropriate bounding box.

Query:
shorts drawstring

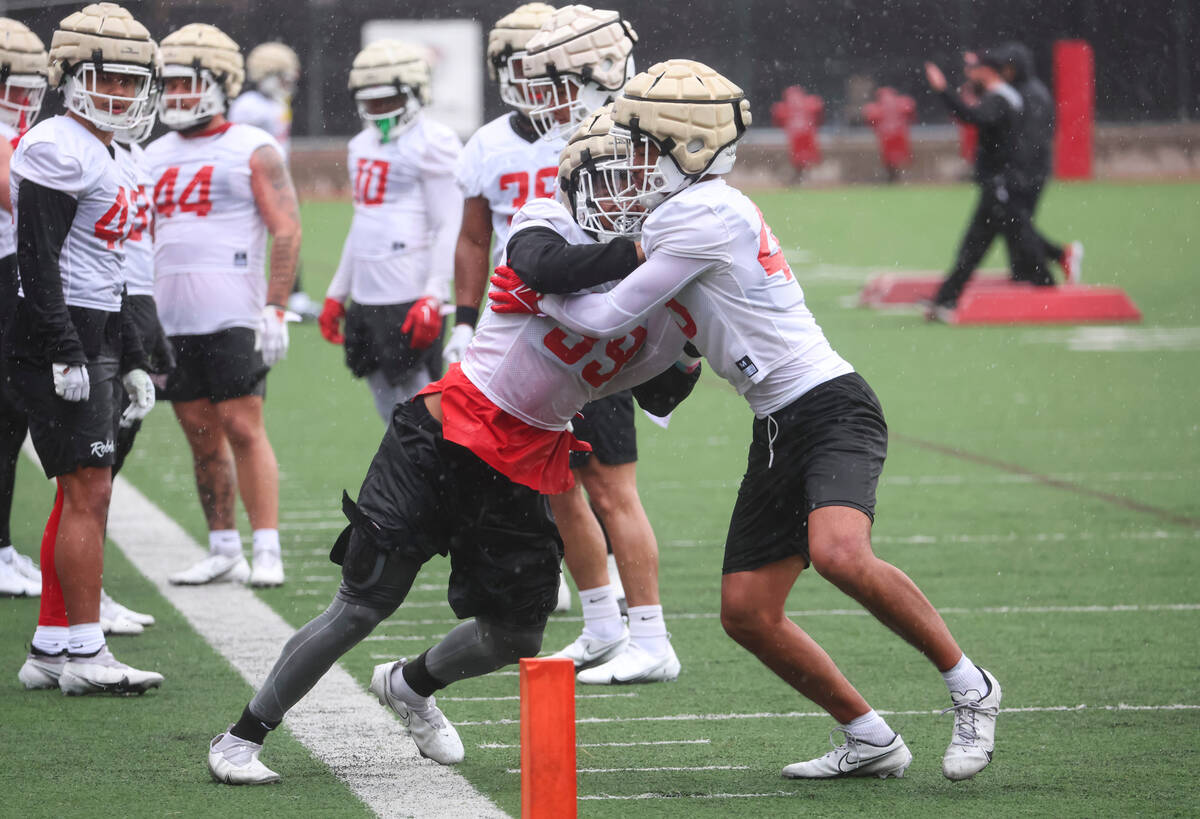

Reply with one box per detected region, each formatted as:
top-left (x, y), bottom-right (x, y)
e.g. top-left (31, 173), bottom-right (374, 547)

top-left (767, 415), bottom-right (779, 469)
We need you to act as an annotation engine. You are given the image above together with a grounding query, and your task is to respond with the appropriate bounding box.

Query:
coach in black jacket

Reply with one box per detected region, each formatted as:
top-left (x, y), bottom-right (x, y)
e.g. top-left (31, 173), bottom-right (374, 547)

top-left (924, 49), bottom-right (1054, 317)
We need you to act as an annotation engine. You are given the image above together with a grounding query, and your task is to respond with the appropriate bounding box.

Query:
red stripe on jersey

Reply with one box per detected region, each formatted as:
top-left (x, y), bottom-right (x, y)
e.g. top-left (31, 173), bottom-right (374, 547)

top-left (181, 120), bottom-right (235, 139)
top-left (419, 364), bottom-right (590, 495)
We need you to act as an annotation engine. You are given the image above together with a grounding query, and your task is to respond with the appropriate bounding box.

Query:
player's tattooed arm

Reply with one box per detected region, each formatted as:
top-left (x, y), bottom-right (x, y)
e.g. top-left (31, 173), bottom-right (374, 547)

top-left (250, 144), bottom-right (302, 306)
top-left (451, 196), bottom-right (493, 327)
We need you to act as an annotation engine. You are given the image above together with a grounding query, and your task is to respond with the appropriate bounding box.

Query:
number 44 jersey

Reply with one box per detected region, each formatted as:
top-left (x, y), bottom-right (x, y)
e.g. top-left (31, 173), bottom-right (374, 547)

top-left (143, 122), bottom-right (282, 336)
top-left (462, 198), bottom-right (689, 431)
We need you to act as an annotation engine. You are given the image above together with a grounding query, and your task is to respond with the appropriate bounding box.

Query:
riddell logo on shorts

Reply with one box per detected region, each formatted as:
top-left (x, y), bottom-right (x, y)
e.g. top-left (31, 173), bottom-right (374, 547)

top-left (90, 439), bottom-right (115, 457)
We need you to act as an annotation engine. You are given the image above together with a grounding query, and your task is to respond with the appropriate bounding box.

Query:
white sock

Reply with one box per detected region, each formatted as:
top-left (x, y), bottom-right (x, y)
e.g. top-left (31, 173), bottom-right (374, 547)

top-left (387, 664), bottom-right (428, 705)
top-left (843, 709), bottom-right (895, 747)
top-left (941, 653), bottom-right (987, 697)
top-left (209, 529), bottom-right (242, 558)
top-left (67, 622), bottom-right (105, 656)
top-left (0, 545), bottom-right (14, 562)
top-left (252, 529), bottom-right (281, 559)
top-left (627, 604), bottom-right (669, 657)
top-left (579, 584), bottom-right (624, 642)
top-left (31, 625), bottom-right (68, 654)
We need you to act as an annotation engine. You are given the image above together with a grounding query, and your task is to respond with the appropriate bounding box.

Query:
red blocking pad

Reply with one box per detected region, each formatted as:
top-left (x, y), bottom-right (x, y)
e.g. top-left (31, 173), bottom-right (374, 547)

top-left (858, 270), bottom-right (1010, 306)
top-left (951, 284), bottom-right (1142, 324)
top-left (520, 658), bottom-right (577, 819)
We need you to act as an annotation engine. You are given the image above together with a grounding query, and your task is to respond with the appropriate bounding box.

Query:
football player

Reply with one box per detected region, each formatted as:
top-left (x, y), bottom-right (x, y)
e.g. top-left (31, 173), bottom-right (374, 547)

top-left (205, 112), bottom-right (698, 785)
top-left (228, 40), bottom-right (318, 321)
top-left (318, 40), bottom-right (462, 421)
top-left (516, 4), bottom-right (683, 683)
top-left (7, 2), bottom-right (159, 694)
top-left (146, 23), bottom-right (301, 589)
top-left (493, 59), bottom-right (1002, 782)
top-left (0, 17), bottom-right (47, 599)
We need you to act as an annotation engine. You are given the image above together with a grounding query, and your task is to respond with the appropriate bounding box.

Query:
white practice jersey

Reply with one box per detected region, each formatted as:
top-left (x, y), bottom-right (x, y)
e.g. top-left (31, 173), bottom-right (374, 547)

top-left (456, 113), bottom-right (564, 268)
top-left (10, 115), bottom-right (138, 312)
top-left (228, 90), bottom-right (291, 160)
top-left (540, 179), bottom-right (853, 417)
top-left (326, 116), bottom-right (463, 306)
top-left (115, 142), bottom-right (156, 297)
top-left (462, 198), bottom-right (687, 430)
top-left (0, 120), bottom-right (17, 259)
top-left (144, 123), bottom-right (281, 335)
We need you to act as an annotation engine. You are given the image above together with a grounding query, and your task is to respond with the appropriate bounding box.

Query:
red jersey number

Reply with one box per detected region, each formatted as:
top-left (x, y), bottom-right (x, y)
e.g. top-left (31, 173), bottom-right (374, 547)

top-left (155, 165), bottom-right (215, 218)
top-left (755, 205), bottom-right (793, 281)
top-left (93, 186), bottom-right (129, 249)
top-left (126, 184), bottom-right (152, 243)
top-left (501, 166), bottom-right (558, 222)
top-left (354, 159), bottom-right (389, 206)
top-left (542, 326), bottom-right (648, 389)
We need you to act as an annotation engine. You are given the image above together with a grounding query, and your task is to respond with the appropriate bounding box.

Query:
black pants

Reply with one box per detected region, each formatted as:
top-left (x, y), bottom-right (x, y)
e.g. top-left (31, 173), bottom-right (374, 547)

top-left (1025, 178), bottom-right (1064, 265)
top-left (0, 254), bottom-right (26, 548)
top-left (935, 175), bottom-right (1055, 307)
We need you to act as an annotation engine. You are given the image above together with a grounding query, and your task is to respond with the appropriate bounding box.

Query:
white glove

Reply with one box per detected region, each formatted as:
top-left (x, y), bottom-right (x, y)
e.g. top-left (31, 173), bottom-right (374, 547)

top-left (255, 304), bottom-right (289, 367)
top-left (120, 368), bottom-right (155, 428)
top-left (51, 362), bottom-right (90, 402)
top-left (442, 323), bottom-right (474, 365)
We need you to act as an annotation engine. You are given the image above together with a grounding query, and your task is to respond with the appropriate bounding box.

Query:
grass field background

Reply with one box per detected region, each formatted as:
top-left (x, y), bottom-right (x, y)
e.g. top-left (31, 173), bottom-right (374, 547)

top-left (2, 180), bottom-right (1197, 817)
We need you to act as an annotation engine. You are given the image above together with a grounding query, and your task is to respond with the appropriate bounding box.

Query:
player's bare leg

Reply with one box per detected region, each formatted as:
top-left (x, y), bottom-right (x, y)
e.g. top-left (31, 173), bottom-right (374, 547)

top-left (548, 488), bottom-right (627, 668)
top-left (169, 399), bottom-right (250, 585)
top-left (54, 467), bottom-right (112, 624)
top-left (216, 395), bottom-right (283, 586)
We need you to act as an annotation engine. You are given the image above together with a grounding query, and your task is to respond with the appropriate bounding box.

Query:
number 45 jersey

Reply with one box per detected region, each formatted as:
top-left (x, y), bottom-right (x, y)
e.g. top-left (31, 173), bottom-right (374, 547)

top-left (143, 122), bottom-right (282, 336)
top-left (455, 113), bottom-right (564, 269)
top-left (462, 198), bottom-right (688, 431)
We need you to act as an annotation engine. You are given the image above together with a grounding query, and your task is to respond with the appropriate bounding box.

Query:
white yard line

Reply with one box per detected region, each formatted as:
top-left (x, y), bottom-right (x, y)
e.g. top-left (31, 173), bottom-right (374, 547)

top-left (456, 702), bottom-right (1200, 727)
top-left (103, 472), bottom-right (506, 819)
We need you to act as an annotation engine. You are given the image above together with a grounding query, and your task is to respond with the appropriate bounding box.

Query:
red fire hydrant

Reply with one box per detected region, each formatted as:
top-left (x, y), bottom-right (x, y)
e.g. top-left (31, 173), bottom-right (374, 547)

top-left (771, 85), bottom-right (823, 178)
top-left (863, 86), bottom-right (915, 182)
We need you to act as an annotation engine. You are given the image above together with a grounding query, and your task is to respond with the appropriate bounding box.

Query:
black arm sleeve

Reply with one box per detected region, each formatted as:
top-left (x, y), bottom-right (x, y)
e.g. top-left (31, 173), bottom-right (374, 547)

top-left (631, 360), bottom-right (702, 418)
top-left (506, 226), bottom-right (640, 294)
top-left (14, 179), bottom-right (85, 364)
top-left (118, 286), bottom-right (149, 374)
top-left (938, 89), bottom-right (1007, 127)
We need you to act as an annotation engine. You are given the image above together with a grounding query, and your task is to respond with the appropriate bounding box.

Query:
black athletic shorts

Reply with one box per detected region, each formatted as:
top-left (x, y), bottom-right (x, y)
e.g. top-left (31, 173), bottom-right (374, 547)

top-left (334, 399), bottom-right (563, 627)
top-left (722, 372), bottom-right (888, 574)
top-left (162, 327), bottom-right (266, 403)
top-left (344, 301), bottom-right (444, 387)
top-left (569, 390), bottom-right (637, 469)
top-left (124, 294), bottom-right (175, 376)
top-left (7, 358), bottom-right (121, 478)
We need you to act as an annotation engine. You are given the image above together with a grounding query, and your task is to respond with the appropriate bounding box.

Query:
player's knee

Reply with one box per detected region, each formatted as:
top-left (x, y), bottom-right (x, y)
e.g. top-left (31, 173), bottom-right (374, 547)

top-left (479, 618), bottom-right (544, 664)
top-left (720, 596), bottom-right (774, 646)
top-left (335, 599), bottom-right (390, 640)
top-left (809, 532), bottom-right (872, 585)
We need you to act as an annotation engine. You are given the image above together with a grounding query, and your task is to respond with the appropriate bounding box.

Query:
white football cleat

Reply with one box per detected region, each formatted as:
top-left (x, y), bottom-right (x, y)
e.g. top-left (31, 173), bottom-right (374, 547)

top-left (554, 571), bottom-right (571, 613)
top-left (0, 558), bottom-right (39, 597)
top-left (606, 553), bottom-right (627, 615)
top-left (208, 729), bottom-right (282, 785)
top-left (7, 548), bottom-right (42, 584)
top-left (101, 589), bottom-right (155, 626)
top-left (1062, 241), bottom-right (1084, 284)
top-left (58, 646), bottom-right (163, 695)
top-left (551, 627), bottom-right (629, 671)
top-left (942, 666), bottom-right (1002, 781)
top-left (169, 553), bottom-right (250, 586)
top-left (576, 640), bottom-right (680, 685)
top-left (249, 552), bottom-right (285, 588)
top-left (369, 660), bottom-right (464, 765)
top-left (782, 730), bottom-right (912, 779)
top-left (18, 647), bottom-right (67, 690)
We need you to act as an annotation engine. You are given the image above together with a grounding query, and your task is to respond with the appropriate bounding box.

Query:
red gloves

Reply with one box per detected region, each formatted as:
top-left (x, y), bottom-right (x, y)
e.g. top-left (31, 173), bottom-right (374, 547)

top-left (489, 265), bottom-right (543, 315)
top-left (319, 298), bottom-right (345, 344)
top-left (402, 296), bottom-right (443, 349)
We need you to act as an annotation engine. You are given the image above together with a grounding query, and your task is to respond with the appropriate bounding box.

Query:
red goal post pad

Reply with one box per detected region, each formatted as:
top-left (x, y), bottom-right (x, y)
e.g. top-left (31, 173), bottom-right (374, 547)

top-left (951, 284), bottom-right (1141, 324)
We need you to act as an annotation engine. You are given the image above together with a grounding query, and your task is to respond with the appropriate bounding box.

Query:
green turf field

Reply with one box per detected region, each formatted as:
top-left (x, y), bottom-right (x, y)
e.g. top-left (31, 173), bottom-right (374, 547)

top-left (3, 180), bottom-right (1198, 818)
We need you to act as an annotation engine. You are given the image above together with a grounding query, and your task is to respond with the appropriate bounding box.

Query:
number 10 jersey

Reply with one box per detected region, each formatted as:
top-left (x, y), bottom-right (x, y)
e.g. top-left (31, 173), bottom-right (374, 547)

top-left (143, 122), bottom-right (281, 336)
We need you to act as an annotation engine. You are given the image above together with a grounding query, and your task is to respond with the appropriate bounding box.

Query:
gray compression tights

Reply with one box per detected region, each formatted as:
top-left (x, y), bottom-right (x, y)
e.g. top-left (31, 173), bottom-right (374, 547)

top-left (366, 369), bottom-right (431, 423)
top-left (249, 594), bottom-right (544, 725)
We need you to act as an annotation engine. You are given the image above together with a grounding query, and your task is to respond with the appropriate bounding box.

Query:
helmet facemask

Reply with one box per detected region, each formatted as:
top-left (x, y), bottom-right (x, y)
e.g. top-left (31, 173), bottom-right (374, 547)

top-left (0, 73), bottom-right (47, 131)
top-left (495, 49), bottom-right (539, 116)
top-left (355, 84), bottom-right (420, 143)
top-left (571, 145), bottom-right (647, 242)
top-left (257, 71), bottom-right (296, 103)
top-left (64, 60), bottom-right (152, 132)
top-left (526, 58), bottom-right (632, 140)
top-left (158, 64), bottom-right (225, 129)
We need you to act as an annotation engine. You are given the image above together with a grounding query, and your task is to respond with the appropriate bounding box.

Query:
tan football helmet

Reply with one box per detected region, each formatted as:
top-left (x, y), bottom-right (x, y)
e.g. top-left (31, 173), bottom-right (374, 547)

top-left (520, 4), bottom-right (637, 139)
top-left (0, 18), bottom-right (48, 132)
top-left (158, 23), bottom-right (244, 130)
top-left (558, 104), bottom-right (644, 241)
top-left (348, 39), bottom-right (431, 142)
top-left (48, 2), bottom-right (156, 132)
top-left (609, 59), bottom-right (751, 210)
top-left (486, 3), bottom-right (555, 115)
top-left (246, 41), bottom-right (299, 102)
